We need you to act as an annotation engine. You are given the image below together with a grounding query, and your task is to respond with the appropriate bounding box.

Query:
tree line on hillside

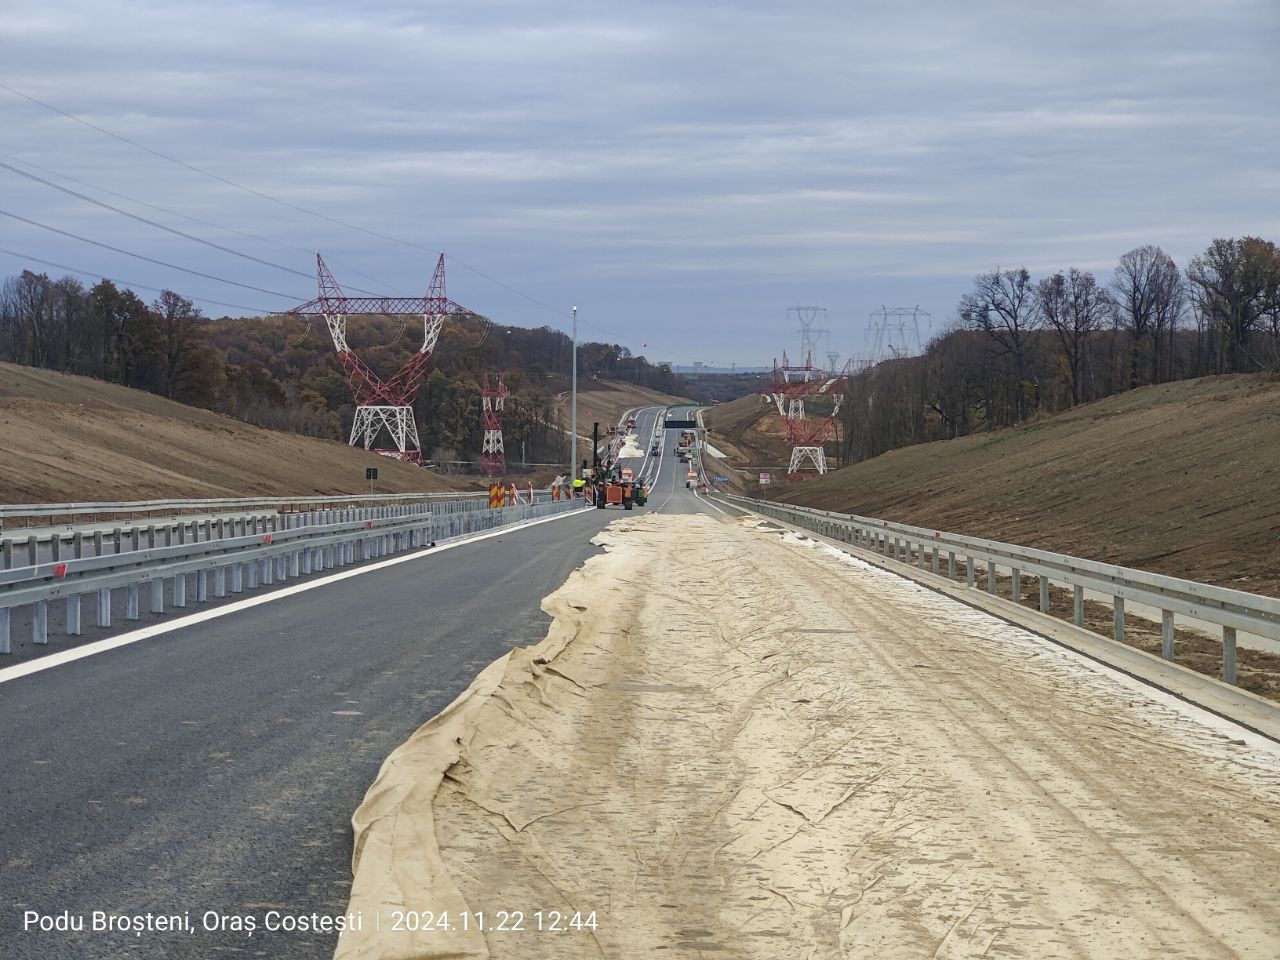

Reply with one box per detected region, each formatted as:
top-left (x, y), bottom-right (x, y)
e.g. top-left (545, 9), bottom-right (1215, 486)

top-left (0, 272), bottom-right (686, 469)
top-left (839, 236), bottom-right (1280, 465)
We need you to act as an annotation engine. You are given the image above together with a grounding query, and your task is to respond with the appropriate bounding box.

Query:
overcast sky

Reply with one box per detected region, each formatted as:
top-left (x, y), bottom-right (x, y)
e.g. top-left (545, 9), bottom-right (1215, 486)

top-left (3, 0), bottom-right (1278, 367)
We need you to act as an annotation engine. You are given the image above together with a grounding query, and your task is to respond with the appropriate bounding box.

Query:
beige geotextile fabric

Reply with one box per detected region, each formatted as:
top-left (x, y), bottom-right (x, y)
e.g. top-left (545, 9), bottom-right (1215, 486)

top-left (337, 512), bottom-right (1280, 959)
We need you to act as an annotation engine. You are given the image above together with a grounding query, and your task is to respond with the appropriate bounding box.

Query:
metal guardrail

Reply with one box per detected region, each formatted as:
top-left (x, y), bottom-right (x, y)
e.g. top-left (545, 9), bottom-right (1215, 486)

top-left (0, 497), bottom-right (543, 570)
top-left (715, 493), bottom-right (1280, 686)
top-left (0, 497), bottom-right (588, 654)
top-left (0, 491), bottom-right (488, 527)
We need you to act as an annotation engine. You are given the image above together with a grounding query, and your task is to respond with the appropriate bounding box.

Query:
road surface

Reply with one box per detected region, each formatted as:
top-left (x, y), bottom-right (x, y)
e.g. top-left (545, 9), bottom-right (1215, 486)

top-left (0, 410), bottom-right (717, 959)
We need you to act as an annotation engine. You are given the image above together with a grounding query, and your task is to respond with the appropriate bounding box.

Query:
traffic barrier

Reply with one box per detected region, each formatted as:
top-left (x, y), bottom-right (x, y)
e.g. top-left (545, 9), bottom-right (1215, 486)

top-left (714, 493), bottom-right (1280, 688)
top-left (0, 497), bottom-right (591, 653)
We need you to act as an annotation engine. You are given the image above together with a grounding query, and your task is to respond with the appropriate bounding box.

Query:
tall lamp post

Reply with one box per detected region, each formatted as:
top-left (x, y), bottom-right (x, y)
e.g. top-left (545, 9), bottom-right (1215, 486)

top-left (571, 305), bottom-right (578, 481)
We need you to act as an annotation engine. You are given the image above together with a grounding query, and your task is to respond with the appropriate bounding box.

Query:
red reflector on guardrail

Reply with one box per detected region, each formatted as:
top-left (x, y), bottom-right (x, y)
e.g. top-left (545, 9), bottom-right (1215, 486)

top-left (53, 563), bottom-right (67, 578)
top-left (263, 534), bottom-right (273, 544)
top-left (365, 520), bottom-right (375, 529)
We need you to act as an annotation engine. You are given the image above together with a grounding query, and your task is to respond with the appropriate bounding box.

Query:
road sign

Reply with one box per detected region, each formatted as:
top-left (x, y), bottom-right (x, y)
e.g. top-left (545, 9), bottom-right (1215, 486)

top-left (759, 472), bottom-right (771, 485)
top-left (366, 467), bottom-right (379, 481)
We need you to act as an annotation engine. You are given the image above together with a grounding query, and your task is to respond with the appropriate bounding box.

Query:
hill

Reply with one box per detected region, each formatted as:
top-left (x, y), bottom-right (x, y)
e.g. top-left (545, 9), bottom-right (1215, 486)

top-left (706, 374), bottom-right (1280, 596)
top-left (0, 363), bottom-right (477, 502)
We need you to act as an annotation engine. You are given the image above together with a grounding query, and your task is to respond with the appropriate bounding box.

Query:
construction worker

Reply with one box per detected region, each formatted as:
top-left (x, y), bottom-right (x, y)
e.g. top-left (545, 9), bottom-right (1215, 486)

top-left (571, 476), bottom-right (586, 498)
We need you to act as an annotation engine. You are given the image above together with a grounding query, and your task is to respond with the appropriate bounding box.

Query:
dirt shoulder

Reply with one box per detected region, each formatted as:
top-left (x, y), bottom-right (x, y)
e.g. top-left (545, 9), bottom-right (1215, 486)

top-left (0, 362), bottom-right (474, 501)
top-left (706, 374), bottom-right (1280, 596)
top-left (336, 513), bottom-right (1280, 959)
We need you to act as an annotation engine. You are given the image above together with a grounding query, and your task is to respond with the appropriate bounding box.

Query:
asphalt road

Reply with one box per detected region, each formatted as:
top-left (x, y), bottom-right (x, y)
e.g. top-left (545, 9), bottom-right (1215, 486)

top-left (0, 409), bottom-right (723, 959)
top-left (0, 507), bottom-right (614, 959)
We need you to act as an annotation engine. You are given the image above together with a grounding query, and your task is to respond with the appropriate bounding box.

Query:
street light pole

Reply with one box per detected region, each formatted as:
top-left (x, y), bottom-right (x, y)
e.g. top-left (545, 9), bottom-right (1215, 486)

top-left (571, 305), bottom-right (578, 481)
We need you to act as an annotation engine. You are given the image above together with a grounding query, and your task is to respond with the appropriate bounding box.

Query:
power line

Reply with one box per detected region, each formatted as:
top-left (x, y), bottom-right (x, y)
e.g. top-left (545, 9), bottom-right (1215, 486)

top-left (1, 81), bottom-right (707, 361)
top-left (0, 208), bottom-right (302, 301)
top-left (0, 247), bottom-right (275, 313)
top-left (0, 149), bottom-right (407, 295)
top-left (0, 159), bottom-right (321, 282)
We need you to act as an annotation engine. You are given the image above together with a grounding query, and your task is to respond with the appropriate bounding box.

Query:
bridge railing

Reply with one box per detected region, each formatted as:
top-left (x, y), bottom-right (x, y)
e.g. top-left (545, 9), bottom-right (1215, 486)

top-left (714, 493), bottom-right (1280, 687)
top-left (0, 497), bottom-right (588, 654)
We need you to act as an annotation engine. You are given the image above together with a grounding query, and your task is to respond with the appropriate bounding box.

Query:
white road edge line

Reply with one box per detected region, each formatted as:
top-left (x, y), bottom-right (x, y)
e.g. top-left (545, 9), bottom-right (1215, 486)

top-left (0, 508), bottom-right (592, 686)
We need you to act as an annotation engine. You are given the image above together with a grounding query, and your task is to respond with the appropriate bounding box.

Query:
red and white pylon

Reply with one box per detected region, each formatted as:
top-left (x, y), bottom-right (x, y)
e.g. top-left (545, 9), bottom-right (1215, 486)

top-left (481, 372), bottom-right (510, 477)
top-left (766, 351), bottom-right (851, 479)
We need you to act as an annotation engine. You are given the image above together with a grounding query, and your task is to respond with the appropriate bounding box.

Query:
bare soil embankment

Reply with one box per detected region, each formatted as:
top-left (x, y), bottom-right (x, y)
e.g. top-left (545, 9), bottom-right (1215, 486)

top-left (706, 375), bottom-right (1280, 597)
top-left (0, 362), bottom-right (475, 502)
top-left (550, 379), bottom-right (692, 439)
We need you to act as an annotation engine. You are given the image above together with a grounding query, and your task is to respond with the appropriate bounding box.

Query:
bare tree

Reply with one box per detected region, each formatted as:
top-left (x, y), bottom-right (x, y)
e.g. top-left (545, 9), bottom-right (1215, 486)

top-left (1111, 245), bottom-right (1182, 387)
top-left (958, 267), bottom-right (1041, 422)
top-left (1038, 268), bottom-right (1111, 406)
top-left (1186, 236), bottom-right (1280, 372)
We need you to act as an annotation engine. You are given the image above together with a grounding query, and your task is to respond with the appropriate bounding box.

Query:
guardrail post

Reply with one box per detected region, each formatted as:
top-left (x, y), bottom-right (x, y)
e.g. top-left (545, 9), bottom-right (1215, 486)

top-left (164, 525), bottom-right (173, 547)
top-left (127, 583), bottom-right (140, 620)
top-left (292, 550), bottom-right (302, 577)
top-left (1011, 567), bottom-right (1021, 602)
top-left (1039, 577), bottom-right (1050, 613)
top-left (196, 569), bottom-right (208, 602)
top-left (262, 557), bottom-right (274, 585)
top-left (92, 531), bottom-right (103, 558)
top-left (214, 567), bottom-right (227, 598)
top-left (173, 574), bottom-right (186, 608)
top-left (51, 534), bottom-right (61, 562)
top-left (1161, 610), bottom-right (1175, 660)
top-left (947, 551), bottom-right (956, 579)
top-left (147, 525), bottom-right (156, 549)
top-left (966, 557), bottom-right (974, 588)
top-left (150, 579), bottom-right (164, 614)
top-left (67, 593), bottom-right (81, 635)
top-left (27, 534), bottom-right (38, 567)
top-left (0, 608), bottom-right (9, 654)
top-left (97, 587), bottom-right (111, 627)
top-left (1113, 597), bottom-right (1125, 644)
top-left (987, 561), bottom-right (997, 595)
top-left (73, 531), bottom-right (84, 558)
top-left (1222, 627), bottom-right (1237, 684)
top-left (114, 528), bottom-right (123, 553)
top-left (33, 599), bottom-right (48, 644)
top-left (3, 538), bottom-right (13, 570)
top-left (231, 563), bottom-right (243, 593)
top-left (917, 544), bottom-right (925, 569)
top-left (247, 561), bottom-right (259, 590)
top-left (177, 524), bottom-right (186, 546)
top-left (1073, 585), bottom-right (1084, 626)
top-left (931, 547), bottom-right (939, 575)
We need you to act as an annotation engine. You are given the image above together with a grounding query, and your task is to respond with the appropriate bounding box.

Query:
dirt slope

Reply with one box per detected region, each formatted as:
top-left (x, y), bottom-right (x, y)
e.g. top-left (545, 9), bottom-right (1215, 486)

top-left (551, 379), bottom-right (693, 439)
top-left (0, 363), bottom-right (475, 502)
top-left (702, 392), bottom-right (793, 466)
top-left (730, 375), bottom-right (1280, 595)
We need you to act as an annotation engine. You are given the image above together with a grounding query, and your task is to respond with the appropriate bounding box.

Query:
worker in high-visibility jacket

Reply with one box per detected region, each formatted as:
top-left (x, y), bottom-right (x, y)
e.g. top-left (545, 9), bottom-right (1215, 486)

top-left (571, 477), bottom-right (586, 498)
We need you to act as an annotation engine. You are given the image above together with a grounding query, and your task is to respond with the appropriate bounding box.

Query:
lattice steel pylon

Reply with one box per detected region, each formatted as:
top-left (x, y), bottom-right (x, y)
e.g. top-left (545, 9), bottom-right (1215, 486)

top-left (480, 372), bottom-right (510, 477)
top-left (287, 254), bottom-right (477, 464)
top-left (765, 352), bottom-right (851, 479)
top-left (788, 306), bottom-right (828, 363)
top-left (866, 306), bottom-right (930, 365)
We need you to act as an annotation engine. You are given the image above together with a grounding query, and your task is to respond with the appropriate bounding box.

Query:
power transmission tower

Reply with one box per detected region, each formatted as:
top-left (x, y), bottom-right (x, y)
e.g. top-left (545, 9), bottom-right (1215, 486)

top-left (788, 306), bottom-right (828, 364)
top-left (481, 372), bottom-right (510, 477)
top-left (288, 254), bottom-right (478, 464)
top-left (866, 306), bottom-right (930, 365)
